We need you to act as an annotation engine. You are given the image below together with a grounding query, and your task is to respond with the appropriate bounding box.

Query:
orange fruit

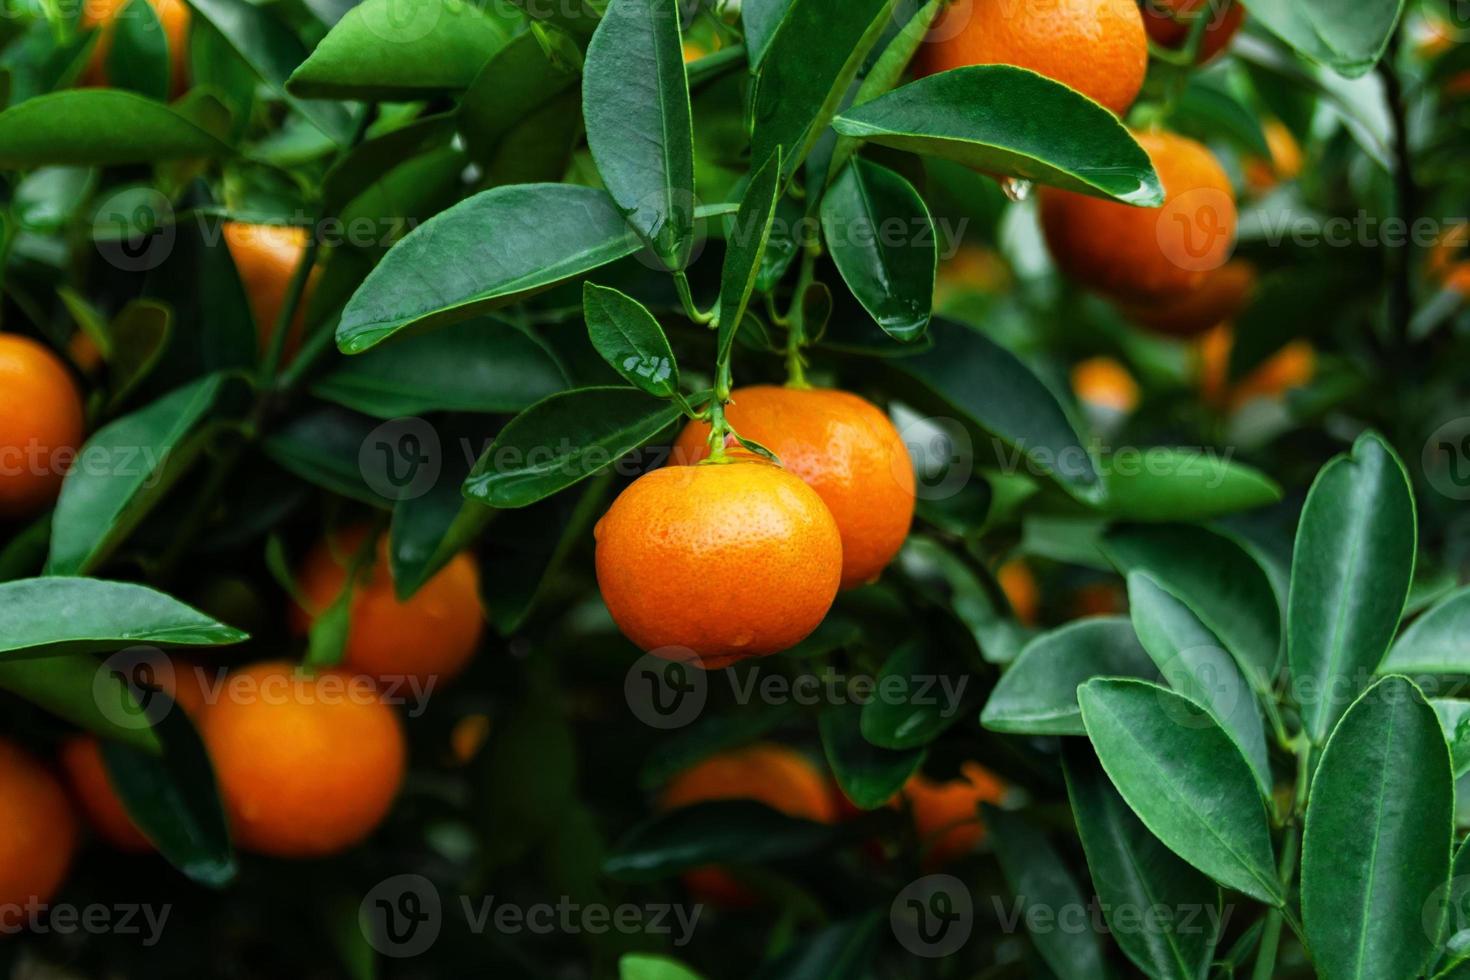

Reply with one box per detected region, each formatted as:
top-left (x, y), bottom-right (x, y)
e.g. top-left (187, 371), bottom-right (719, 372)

top-left (1072, 357), bottom-right (1140, 414)
top-left (0, 739), bottom-right (78, 932)
top-left (1040, 130), bottom-right (1237, 301)
top-left (1142, 0), bottom-right (1245, 63)
top-left (672, 386), bottom-right (914, 589)
top-left (1068, 581), bottom-right (1126, 619)
top-left (0, 334), bottom-right (85, 519)
top-left (81, 0), bottom-right (190, 95)
top-left (199, 661), bottom-right (406, 857)
top-left (1429, 222), bottom-right (1470, 292)
top-left (594, 455), bottom-right (843, 668)
top-left (1244, 120), bottom-right (1304, 193)
top-left (1117, 259), bottom-right (1257, 337)
top-left (661, 745), bottom-right (837, 905)
top-left (903, 762), bottom-right (1006, 869)
top-left (221, 222), bottom-right (317, 360)
top-left (290, 527), bottom-right (484, 689)
top-left (916, 0), bottom-right (1148, 117)
top-left (1197, 325), bottom-right (1316, 409)
top-left (997, 559), bottom-right (1040, 626)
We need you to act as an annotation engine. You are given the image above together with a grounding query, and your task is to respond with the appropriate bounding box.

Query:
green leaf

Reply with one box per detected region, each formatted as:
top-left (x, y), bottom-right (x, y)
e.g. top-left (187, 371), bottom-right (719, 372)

top-left (47, 375), bottom-right (226, 575)
top-left (603, 801), bottom-right (837, 882)
top-left (1167, 77), bottom-right (1271, 158)
top-left (820, 159), bottom-right (934, 342)
top-left (1062, 741), bottom-right (1222, 980)
top-left (1430, 700), bottom-right (1470, 779)
top-left (1301, 676), bottom-right (1453, 980)
top-left (753, 912), bottom-right (882, 980)
top-left (583, 283), bottom-right (679, 398)
top-left (322, 113), bottom-right (458, 213)
top-left (0, 578), bottom-right (246, 658)
top-left (287, 0), bottom-right (512, 100)
top-left (0, 654), bottom-right (159, 752)
top-left (887, 318), bottom-right (1104, 503)
top-left (261, 407), bottom-right (387, 508)
top-left (1101, 449), bottom-right (1282, 522)
top-left (1243, 0), bottom-right (1405, 79)
top-left (463, 387), bottom-right (682, 508)
top-left (620, 955), bottom-right (706, 980)
top-left (1128, 571), bottom-right (1271, 793)
top-left (985, 804), bottom-right (1110, 978)
top-left (478, 690), bottom-right (577, 866)
top-left (187, 0), bottom-right (357, 143)
top-left (716, 150), bottom-right (783, 365)
top-left (859, 640), bottom-right (972, 749)
top-left (106, 300), bottom-right (173, 411)
top-left (741, 0), bottom-right (791, 65)
top-left (897, 536), bottom-right (1028, 664)
top-left (582, 0), bottom-right (695, 269)
top-left (1102, 523), bottom-right (1282, 696)
top-left (459, 32), bottom-right (579, 169)
top-left (982, 617), bottom-right (1157, 735)
top-left (313, 318), bottom-right (566, 417)
top-left (832, 66), bottom-right (1164, 205)
top-left (13, 167), bottom-right (97, 232)
top-left (1078, 678), bottom-right (1282, 905)
top-left (389, 425), bottom-right (493, 600)
top-left (106, 0), bottom-right (169, 101)
top-left (508, 0), bottom-right (603, 36)
top-left (0, 90), bottom-right (232, 167)
top-left (1380, 586), bottom-right (1470, 674)
top-left (749, 0), bottom-right (893, 179)
top-left (337, 184), bottom-right (640, 353)
top-left (819, 700), bottom-right (923, 810)
top-left (1289, 431), bottom-right (1417, 743)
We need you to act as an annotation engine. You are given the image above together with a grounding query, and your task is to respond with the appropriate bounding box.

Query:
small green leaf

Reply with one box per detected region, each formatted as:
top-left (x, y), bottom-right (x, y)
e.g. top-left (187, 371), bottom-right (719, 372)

top-left (106, 300), bottom-right (173, 410)
top-left (459, 32), bottom-right (579, 169)
top-left (390, 420), bottom-right (494, 601)
top-left (832, 66), bottom-right (1164, 205)
top-left (0, 578), bottom-right (246, 658)
top-left (582, 0), bottom-right (695, 269)
top-left (287, 0), bottom-right (512, 100)
top-left (106, 0), bottom-right (170, 100)
top-left (507, 0), bottom-right (603, 36)
top-left (603, 801), bottom-right (837, 882)
top-left (821, 159), bottom-right (935, 342)
top-left (1079, 678), bottom-right (1282, 905)
top-left (860, 640), bottom-right (973, 749)
top-left (322, 113), bottom-right (458, 213)
top-left (620, 955), bottom-right (706, 980)
top-left (819, 701), bottom-right (924, 810)
top-left (1301, 676), bottom-right (1453, 980)
top-left (1244, 0), bottom-right (1405, 79)
top-left (262, 407), bottom-right (387, 508)
top-left (0, 90), bottom-right (232, 167)
top-left (583, 284), bottom-right (679, 398)
top-left (716, 150), bottom-right (783, 366)
top-left (1430, 700), bottom-right (1470, 779)
top-left (981, 617), bottom-right (1157, 735)
top-left (1101, 448), bottom-right (1282, 522)
top-left (337, 184), bottom-right (640, 353)
top-left (1289, 431), bottom-right (1417, 743)
top-left (463, 387), bottom-right (682, 508)
top-left (0, 655), bottom-right (159, 751)
top-left (1379, 586), bottom-right (1470, 674)
top-left (741, 0), bottom-right (791, 65)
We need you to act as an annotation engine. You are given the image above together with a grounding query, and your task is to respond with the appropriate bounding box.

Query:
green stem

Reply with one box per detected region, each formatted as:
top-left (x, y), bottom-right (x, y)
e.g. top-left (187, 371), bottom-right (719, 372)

top-left (705, 401), bottom-right (731, 462)
top-left (1251, 738), bottom-right (1314, 979)
top-left (674, 270), bottom-right (714, 325)
top-left (782, 245), bottom-right (820, 388)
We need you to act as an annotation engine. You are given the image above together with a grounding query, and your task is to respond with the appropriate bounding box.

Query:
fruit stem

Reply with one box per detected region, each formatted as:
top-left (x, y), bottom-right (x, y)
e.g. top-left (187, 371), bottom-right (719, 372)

top-left (782, 243), bottom-right (821, 389)
top-left (704, 400), bottom-right (731, 463)
top-left (674, 270), bottom-right (715, 325)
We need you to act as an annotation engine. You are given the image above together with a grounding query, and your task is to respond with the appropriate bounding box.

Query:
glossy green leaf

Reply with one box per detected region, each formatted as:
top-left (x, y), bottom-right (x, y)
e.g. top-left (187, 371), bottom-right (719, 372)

top-left (0, 90), bottom-right (232, 167)
top-left (603, 801), bottom-right (837, 882)
top-left (107, 0), bottom-right (169, 101)
top-left (985, 804), bottom-right (1110, 978)
top-left (1380, 586), bottom-right (1470, 674)
top-left (620, 955), bottom-right (706, 980)
top-left (106, 300), bottom-right (173, 411)
top-left (262, 407), bottom-right (387, 508)
top-left (1062, 741), bottom-right (1222, 980)
top-left (897, 536), bottom-right (1028, 664)
top-left (1102, 523), bottom-right (1282, 695)
top-left (459, 32), bottom-right (579, 169)
top-left (390, 470), bottom-right (493, 602)
top-left (1243, 0), bottom-right (1405, 79)
top-left (1128, 571), bottom-right (1271, 793)
top-left (819, 701), bottom-right (924, 810)
top-left (860, 639), bottom-right (972, 749)
top-left (463, 387), bottom-right (682, 508)
top-left (13, 167), bottom-right (97, 231)
top-left (287, 0), bottom-right (512, 100)
top-left (313, 318), bottom-right (566, 417)
top-left (982, 617), bottom-right (1157, 735)
top-left (741, 0), bottom-right (790, 65)
top-left (0, 578), bottom-right (246, 658)
top-left (821, 159), bottom-right (934, 342)
top-left (1301, 676), bottom-right (1453, 980)
top-left (0, 654), bottom-right (159, 752)
top-left (583, 283), bottom-right (679, 398)
top-left (583, 0), bottom-right (695, 269)
top-left (832, 66), bottom-right (1164, 205)
top-left (508, 0), bottom-right (603, 36)
top-left (1078, 679), bottom-right (1281, 905)
top-left (322, 113), bottom-right (458, 212)
top-left (337, 184), bottom-right (640, 353)
top-left (1167, 77), bottom-right (1271, 158)
top-left (48, 375), bottom-right (226, 575)
top-left (749, 0), bottom-right (892, 178)
top-left (888, 318), bottom-right (1104, 502)
top-left (1101, 449), bottom-right (1282, 522)
top-left (1430, 700), bottom-right (1470, 779)
top-left (1290, 432), bottom-right (1417, 743)
top-left (716, 150), bottom-right (782, 365)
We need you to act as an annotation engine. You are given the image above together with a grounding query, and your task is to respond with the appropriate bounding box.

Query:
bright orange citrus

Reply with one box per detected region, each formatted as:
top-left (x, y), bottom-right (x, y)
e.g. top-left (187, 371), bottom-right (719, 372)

top-left (0, 739), bottom-right (78, 932)
top-left (222, 223), bottom-right (317, 360)
top-left (661, 745), bottom-right (837, 905)
top-left (916, 0), bottom-right (1148, 117)
top-left (290, 527), bottom-right (484, 689)
top-left (1429, 222), bottom-right (1470, 294)
top-left (81, 0), bottom-right (190, 94)
top-left (1142, 0), bottom-right (1245, 63)
top-left (0, 334), bottom-right (85, 519)
top-left (673, 387), bottom-right (914, 589)
top-left (1072, 357), bottom-right (1140, 414)
top-left (1117, 259), bottom-right (1257, 337)
top-left (997, 558), bottom-right (1040, 626)
top-left (1244, 120), bottom-right (1304, 193)
top-left (1040, 130), bottom-right (1238, 301)
top-left (594, 455), bottom-right (843, 668)
top-left (199, 661), bottom-right (406, 857)
top-left (1198, 325), bottom-right (1316, 409)
top-left (903, 762), bottom-right (1006, 869)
